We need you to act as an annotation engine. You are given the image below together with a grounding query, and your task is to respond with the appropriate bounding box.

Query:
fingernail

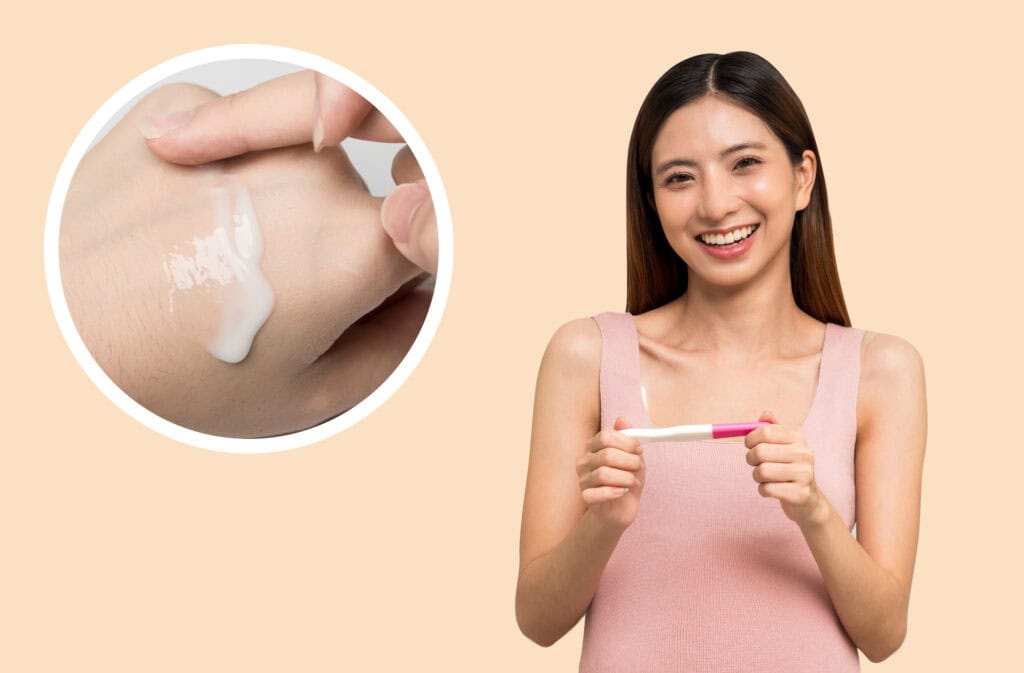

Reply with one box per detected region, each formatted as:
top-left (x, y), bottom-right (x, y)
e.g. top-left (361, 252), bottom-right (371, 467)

top-left (381, 181), bottom-right (429, 244)
top-left (138, 108), bottom-right (194, 140)
top-left (312, 115), bottom-right (325, 152)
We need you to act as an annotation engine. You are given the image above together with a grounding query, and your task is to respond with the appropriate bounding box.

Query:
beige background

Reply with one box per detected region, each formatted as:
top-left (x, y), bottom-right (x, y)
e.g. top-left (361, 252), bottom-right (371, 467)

top-left (3, 1), bottom-right (1021, 670)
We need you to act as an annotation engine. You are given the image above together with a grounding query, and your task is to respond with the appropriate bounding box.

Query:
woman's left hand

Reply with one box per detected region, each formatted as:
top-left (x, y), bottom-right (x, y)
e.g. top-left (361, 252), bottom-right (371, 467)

top-left (744, 410), bottom-right (832, 528)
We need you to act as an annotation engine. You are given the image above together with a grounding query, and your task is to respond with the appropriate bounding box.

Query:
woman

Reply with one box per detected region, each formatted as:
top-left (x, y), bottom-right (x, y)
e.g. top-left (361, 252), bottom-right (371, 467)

top-left (516, 51), bottom-right (926, 671)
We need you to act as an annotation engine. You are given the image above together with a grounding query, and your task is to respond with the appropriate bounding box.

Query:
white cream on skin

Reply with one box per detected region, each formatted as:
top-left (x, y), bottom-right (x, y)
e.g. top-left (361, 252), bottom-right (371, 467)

top-left (162, 179), bottom-right (274, 363)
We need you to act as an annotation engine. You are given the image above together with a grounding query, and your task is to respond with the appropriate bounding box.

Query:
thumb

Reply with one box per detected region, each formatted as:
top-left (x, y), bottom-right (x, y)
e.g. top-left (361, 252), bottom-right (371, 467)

top-left (759, 410), bottom-right (778, 424)
top-left (613, 416), bottom-right (633, 431)
top-left (381, 180), bottom-right (438, 274)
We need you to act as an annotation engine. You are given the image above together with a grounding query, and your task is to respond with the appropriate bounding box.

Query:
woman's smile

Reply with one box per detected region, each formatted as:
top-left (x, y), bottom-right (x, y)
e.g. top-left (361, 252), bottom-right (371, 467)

top-left (696, 222), bottom-right (761, 259)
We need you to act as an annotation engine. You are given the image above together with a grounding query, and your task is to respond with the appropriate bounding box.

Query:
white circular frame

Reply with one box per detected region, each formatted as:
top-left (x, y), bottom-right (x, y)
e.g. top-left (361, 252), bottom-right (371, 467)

top-left (43, 44), bottom-right (453, 454)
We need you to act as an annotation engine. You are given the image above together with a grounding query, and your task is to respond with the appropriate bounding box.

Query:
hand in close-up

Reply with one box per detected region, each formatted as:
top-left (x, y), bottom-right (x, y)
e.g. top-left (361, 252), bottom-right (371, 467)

top-left (745, 410), bottom-right (831, 527)
top-left (141, 69), bottom-right (439, 274)
top-left (60, 82), bottom-right (432, 438)
top-left (578, 417), bottom-right (646, 530)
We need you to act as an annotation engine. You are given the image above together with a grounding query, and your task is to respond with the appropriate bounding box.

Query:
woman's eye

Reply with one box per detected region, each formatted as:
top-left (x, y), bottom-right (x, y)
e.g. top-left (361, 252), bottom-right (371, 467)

top-left (665, 173), bottom-right (692, 186)
top-left (735, 156), bottom-right (761, 169)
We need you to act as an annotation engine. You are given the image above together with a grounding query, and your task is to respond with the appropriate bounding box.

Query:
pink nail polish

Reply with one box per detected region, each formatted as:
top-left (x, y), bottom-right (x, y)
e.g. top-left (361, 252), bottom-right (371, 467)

top-left (138, 108), bottom-right (194, 140)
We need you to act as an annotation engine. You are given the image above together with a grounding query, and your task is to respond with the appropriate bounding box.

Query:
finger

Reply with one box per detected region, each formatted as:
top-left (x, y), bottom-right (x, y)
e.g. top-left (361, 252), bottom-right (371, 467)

top-left (744, 421), bottom-right (797, 449)
top-left (142, 70), bottom-right (318, 164)
top-left (142, 71), bottom-right (401, 166)
top-left (745, 442), bottom-right (798, 466)
top-left (751, 461), bottom-right (808, 484)
top-left (758, 482), bottom-right (814, 503)
top-left (759, 409), bottom-right (779, 424)
top-left (613, 416), bottom-right (633, 431)
top-left (581, 465), bottom-right (641, 490)
top-left (582, 487), bottom-right (628, 506)
top-left (589, 447), bottom-right (643, 473)
top-left (575, 448), bottom-right (642, 478)
top-left (381, 181), bottom-right (438, 274)
top-left (586, 427), bottom-right (641, 455)
top-left (314, 71), bottom-right (402, 148)
top-left (390, 145), bottom-right (422, 185)
top-left (758, 482), bottom-right (795, 500)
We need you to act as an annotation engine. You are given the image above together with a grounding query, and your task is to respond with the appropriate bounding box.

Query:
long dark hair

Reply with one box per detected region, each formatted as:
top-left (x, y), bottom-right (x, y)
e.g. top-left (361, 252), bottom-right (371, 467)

top-left (625, 51), bottom-right (850, 326)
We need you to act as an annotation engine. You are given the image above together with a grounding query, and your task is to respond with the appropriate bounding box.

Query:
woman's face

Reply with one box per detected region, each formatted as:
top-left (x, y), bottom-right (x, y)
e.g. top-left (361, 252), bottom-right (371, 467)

top-left (650, 95), bottom-right (815, 290)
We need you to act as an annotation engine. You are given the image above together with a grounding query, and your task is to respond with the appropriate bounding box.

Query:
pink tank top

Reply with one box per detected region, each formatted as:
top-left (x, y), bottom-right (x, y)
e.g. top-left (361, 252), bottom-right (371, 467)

top-left (580, 312), bottom-right (864, 672)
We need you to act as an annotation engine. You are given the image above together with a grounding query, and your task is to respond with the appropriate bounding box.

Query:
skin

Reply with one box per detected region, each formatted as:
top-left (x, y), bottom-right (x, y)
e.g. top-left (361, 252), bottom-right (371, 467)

top-left (516, 95), bottom-right (926, 663)
top-left (60, 83), bottom-right (432, 438)
top-left (141, 70), bottom-right (439, 274)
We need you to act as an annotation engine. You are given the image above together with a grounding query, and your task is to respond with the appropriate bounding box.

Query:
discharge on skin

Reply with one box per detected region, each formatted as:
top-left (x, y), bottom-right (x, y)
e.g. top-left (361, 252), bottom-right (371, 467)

top-left (162, 178), bottom-right (274, 364)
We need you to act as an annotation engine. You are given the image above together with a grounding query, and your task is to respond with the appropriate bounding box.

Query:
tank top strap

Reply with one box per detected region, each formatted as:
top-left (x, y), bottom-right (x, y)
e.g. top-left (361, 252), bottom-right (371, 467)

top-left (804, 323), bottom-right (866, 443)
top-left (591, 312), bottom-right (648, 430)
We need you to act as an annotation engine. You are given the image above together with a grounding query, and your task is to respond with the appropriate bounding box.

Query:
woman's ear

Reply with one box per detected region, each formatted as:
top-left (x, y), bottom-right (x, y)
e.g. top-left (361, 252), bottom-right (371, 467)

top-left (794, 150), bottom-right (817, 212)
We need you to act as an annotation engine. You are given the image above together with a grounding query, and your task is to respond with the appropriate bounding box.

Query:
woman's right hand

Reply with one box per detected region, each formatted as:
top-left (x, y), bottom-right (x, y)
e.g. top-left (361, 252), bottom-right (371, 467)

top-left (578, 416), bottom-right (646, 530)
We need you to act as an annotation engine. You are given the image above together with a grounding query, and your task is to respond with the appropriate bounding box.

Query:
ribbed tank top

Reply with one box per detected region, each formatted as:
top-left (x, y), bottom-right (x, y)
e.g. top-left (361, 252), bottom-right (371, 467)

top-left (579, 312), bottom-right (865, 673)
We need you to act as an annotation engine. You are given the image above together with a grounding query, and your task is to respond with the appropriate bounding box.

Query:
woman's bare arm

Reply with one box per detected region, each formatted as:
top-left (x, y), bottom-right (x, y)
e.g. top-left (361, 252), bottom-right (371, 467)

top-left (797, 332), bottom-right (927, 662)
top-left (515, 318), bottom-right (642, 646)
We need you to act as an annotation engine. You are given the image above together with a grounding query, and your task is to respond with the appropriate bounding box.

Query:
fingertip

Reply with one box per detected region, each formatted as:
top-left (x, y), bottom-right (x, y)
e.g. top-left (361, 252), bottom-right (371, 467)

top-left (381, 181), bottom-right (429, 245)
top-left (137, 108), bottom-right (195, 142)
top-left (410, 194), bottom-right (438, 274)
top-left (316, 74), bottom-right (375, 147)
top-left (312, 115), bottom-right (325, 152)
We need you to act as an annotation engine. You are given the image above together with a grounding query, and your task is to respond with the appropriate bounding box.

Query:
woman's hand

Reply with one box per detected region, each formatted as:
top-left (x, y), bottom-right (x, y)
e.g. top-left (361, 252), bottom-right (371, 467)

top-left (578, 416), bottom-right (645, 530)
top-left (60, 82), bottom-right (430, 438)
top-left (745, 410), bottom-right (832, 527)
top-left (140, 69), bottom-right (439, 274)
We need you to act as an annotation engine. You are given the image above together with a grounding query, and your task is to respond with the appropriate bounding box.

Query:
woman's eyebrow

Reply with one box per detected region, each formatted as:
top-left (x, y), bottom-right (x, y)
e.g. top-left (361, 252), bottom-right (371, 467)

top-left (654, 141), bottom-right (768, 175)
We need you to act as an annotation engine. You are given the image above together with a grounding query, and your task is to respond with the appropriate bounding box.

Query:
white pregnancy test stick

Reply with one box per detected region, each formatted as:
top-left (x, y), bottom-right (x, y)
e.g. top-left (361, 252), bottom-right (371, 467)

top-left (621, 421), bottom-right (767, 444)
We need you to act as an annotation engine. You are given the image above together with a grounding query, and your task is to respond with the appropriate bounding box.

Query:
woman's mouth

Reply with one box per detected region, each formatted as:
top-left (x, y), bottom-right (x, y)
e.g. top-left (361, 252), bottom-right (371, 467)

top-left (696, 223), bottom-right (759, 247)
top-left (695, 223), bottom-right (760, 259)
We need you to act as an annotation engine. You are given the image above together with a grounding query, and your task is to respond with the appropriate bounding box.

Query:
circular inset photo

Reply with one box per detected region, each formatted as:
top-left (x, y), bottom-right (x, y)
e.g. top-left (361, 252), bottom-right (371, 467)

top-left (44, 45), bottom-right (451, 452)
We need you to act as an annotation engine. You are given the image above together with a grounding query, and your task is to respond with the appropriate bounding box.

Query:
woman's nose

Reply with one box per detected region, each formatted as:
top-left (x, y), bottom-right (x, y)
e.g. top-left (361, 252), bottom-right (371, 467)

top-left (697, 170), bottom-right (740, 222)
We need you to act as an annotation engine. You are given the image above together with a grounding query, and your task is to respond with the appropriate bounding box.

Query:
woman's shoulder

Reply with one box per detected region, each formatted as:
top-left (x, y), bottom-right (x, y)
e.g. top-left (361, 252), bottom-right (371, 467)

top-left (534, 317), bottom-right (606, 416)
top-left (858, 329), bottom-right (925, 381)
top-left (542, 316), bottom-right (605, 374)
top-left (856, 330), bottom-right (926, 420)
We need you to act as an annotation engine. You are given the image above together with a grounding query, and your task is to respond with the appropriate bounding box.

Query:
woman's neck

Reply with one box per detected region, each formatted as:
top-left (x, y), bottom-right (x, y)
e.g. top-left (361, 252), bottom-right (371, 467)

top-left (666, 271), bottom-right (813, 357)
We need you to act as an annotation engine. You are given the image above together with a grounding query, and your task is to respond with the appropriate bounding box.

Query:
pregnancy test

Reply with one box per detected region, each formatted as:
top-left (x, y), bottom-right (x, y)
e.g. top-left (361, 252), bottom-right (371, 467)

top-left (621, 421), bottom-right (767, 444)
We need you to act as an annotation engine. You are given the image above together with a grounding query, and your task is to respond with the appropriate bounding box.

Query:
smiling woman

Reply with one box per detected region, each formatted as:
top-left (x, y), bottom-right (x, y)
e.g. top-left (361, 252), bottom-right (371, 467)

top-left (516, 51), bottom-right (926, 671)
top-left (626, 55), bottom-right (848, 321)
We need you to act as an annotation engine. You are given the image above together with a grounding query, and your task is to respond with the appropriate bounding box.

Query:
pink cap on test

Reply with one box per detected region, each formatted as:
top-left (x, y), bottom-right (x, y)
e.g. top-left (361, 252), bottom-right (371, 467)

top-left (711, 421), bottom-right (769, 439)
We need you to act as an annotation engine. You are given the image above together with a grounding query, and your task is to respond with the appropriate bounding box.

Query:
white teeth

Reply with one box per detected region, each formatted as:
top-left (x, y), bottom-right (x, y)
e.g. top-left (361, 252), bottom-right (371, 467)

top-left (700, 225), bottom-right (757, 246)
